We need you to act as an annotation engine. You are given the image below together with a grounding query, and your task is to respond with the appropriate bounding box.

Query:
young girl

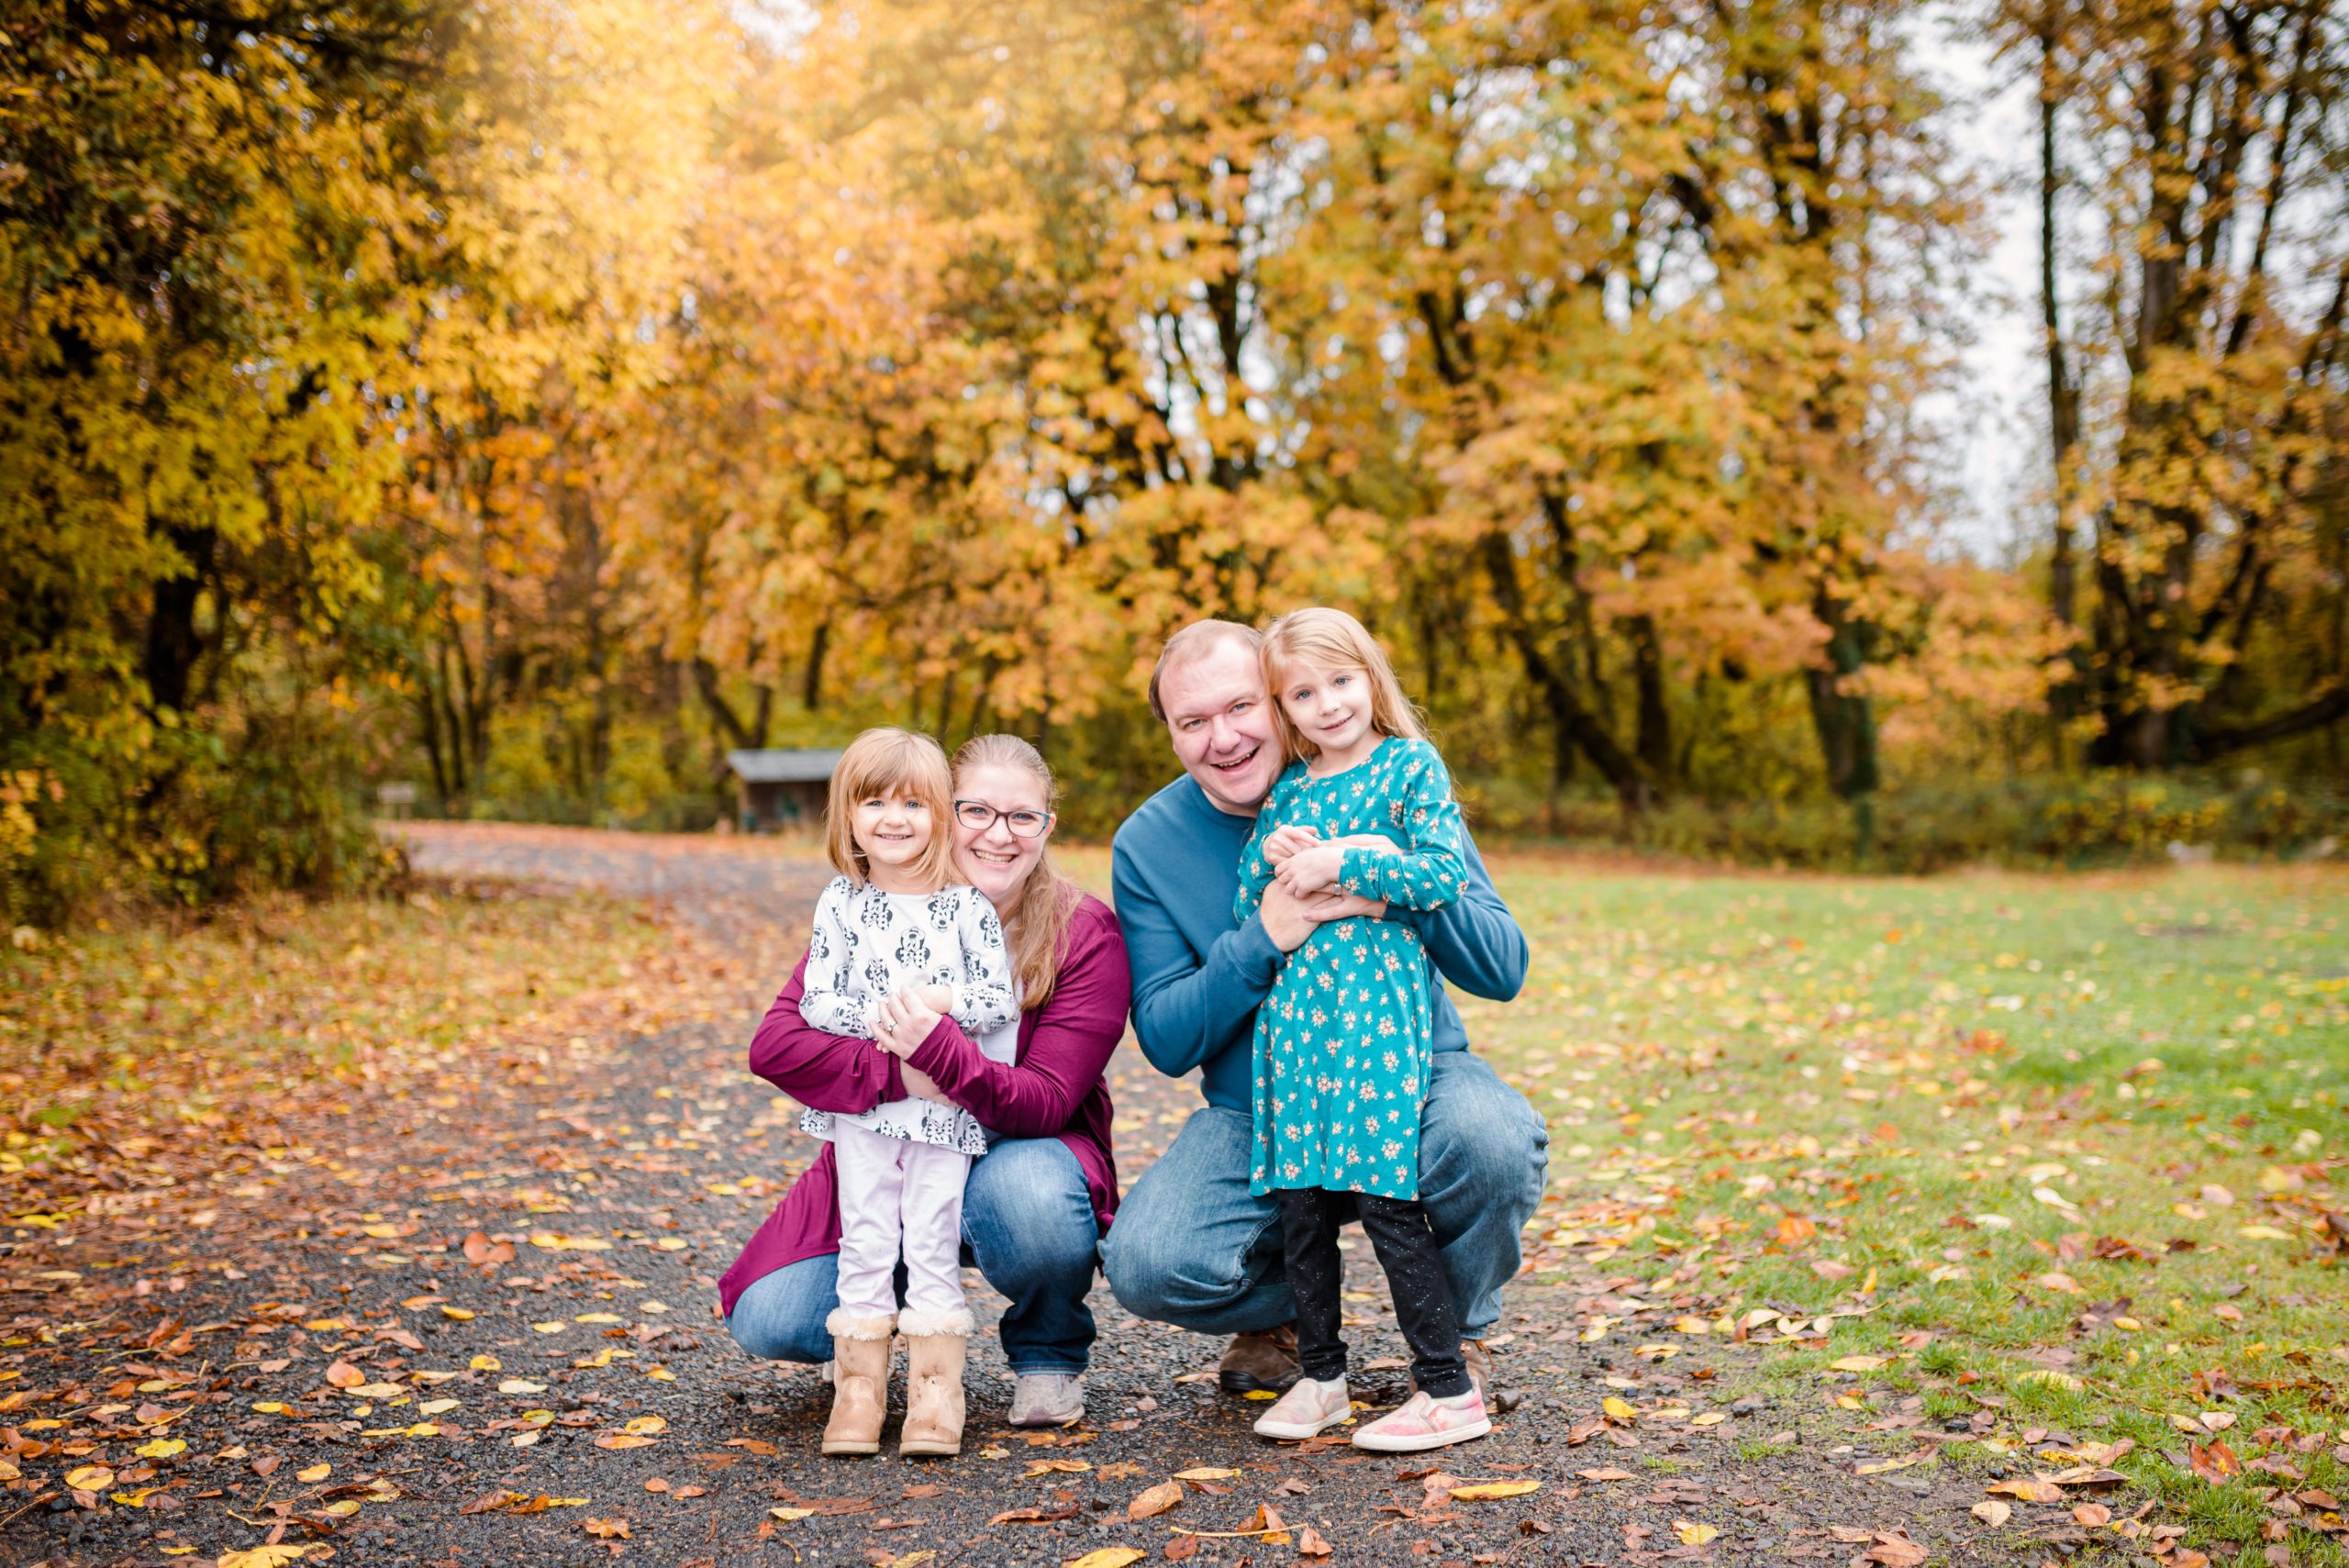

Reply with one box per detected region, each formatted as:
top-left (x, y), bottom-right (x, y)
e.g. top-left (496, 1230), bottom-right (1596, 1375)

top-left (796, 727), bottom-right (1019, 1458)
top-left (1233, 607), bottom-right (1489, 1452)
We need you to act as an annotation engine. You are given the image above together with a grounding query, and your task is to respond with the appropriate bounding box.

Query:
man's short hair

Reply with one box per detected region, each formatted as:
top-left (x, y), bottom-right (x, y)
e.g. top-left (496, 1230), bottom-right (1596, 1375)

top-left (1147, 619), bottom-right (1264, 725)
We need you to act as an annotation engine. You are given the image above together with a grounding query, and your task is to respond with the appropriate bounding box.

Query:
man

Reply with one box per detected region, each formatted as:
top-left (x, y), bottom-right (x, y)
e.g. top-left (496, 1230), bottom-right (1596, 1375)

top-left (1101, 618), bottom-right (1548, 1401)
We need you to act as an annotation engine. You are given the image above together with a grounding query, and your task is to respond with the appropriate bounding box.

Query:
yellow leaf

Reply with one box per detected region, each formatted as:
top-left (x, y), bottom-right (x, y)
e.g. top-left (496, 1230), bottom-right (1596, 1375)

top-left (1690, 1411), bottom-right (1729, 1427)
top-left (1173, 1468), bottom-right (1240, 1481)
top-left (622, 1416), bottom-right (667, 1436)
top-left (1675, 1521), bottom-right (1720, 1546)
top-left (1451, 1480), bottom-right (1542, 1501)
top-left (2236, 1225), bottom-right (2292, 1240)
top-left (65, 1465), bottom-right (114, 1491)
top-left (1603, 1397), bottom-right (1639, 1422)
top-left (531, 1321), bottom-right (567, 1334)
top-left (470, 1354), bottom-right (502, 1371)
top-left (1972, 1499), bottom-right (2012, 1527)
top-left (441, 1307), bottom-right (474, 1321)
top-left (1830, 1355), bottom-right (1888, 1373)
top-left (499, 1379), bottom-right (548, 1395)
top-left (135, 1438), bottom-right (185, 1460)
top-left (296, 1463), bottom-right (331, 1482)
top-left (1065, 1552), bottom-right (1148, 1568)
top-left (770, 1507), bottom-right (814, 1521)
top-left (596, 1432), bottom-right (658, 1450)
top-left (321, 1498), bottom-right (362, 1518)
top-left (218, 1549), bottom-right (313, 1568)
top-left (577, 1312), bottom-right (623, 1324)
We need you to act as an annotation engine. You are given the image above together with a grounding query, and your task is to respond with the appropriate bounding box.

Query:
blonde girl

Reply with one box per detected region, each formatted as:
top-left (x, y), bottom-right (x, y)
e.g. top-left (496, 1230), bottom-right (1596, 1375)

top-left (797, 728), bottom-right (1017, 1456)
top-left (1232, 607), bottom-right (1488, 1452)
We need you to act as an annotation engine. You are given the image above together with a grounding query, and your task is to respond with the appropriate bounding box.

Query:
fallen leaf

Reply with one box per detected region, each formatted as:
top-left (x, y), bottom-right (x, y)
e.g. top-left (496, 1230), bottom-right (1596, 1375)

top-left (2189, 1440), bottom-right (2242, 1484)
top-left (1830, 1355), bottom-right (1889, 1373)
top-left (1972, 1500), bottom-right (2012, 1527)
top-left (1986, 1478), bottom-right (2063, 1503)
top-left (584, 1517), bottom-right (631, 1540)
top-left (1577, 1468), bottom-right (1638, 1482)
top-left (1064, 1552), bottom-right (1147, 1568)
top-left (595, 1433), bottom-right (658, 1450)
top-left (1452, 1480), bottom-right (1541, 1501)
top-left (992, 1507), bottom-right (1080, 1525)
top-left (1173, 1468), bottom-right (1239, 1482)
top-left (1024, 1458), bottom-right (1092, 1476)
top-left (297, 1464), bottom-right (331, 1483)
top-left (218, 1549), bottom-right (312, 1568)
top-left (1128, 1480), bottom-right (1184, 1519)
top-left (1675, 1520), bottom-right (1719, 1545)
top-left (2072, 1504), bottom-right (2111, 1527)
top-left (622, 1416), bottom-right (667, 1436)
top-left (770, 1507), bottom-right (814, 1521)
top-left (64, 1465), bottom-right (114, 1491)
top-left (1867, 1533), bottom-right (1928, 1566)
top-left (1297, 1526), bottom-right (1332, 1557)
top-left (324, 1361), bottom-right (365, 1389)
top-left (1602, 1396), bottom-right (1639, 1423)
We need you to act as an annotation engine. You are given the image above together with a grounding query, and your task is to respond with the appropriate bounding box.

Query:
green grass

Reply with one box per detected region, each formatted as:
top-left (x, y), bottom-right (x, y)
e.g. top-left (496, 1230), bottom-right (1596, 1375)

top-left (1473, 858), bottom-right (2349, 1565)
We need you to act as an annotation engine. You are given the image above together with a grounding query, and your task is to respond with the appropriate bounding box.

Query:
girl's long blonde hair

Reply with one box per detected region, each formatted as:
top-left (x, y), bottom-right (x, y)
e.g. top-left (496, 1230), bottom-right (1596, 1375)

top-left (825, 728), bottom-right (958, 888)
top-left (1260, 606), bottom-right (1428, 762)
top-left (952, 734), bottom-right (1084, 1010)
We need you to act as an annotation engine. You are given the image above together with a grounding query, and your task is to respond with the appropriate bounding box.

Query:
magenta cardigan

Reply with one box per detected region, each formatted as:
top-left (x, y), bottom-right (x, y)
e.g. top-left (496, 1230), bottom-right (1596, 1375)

top-left (718, 895), bottom-right (1130, 1318)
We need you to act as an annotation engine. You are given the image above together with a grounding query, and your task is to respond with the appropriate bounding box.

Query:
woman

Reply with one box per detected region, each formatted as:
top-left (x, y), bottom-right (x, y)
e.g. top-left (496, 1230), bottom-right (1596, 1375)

top-left (719, 734), bottom-right (1130, 1429)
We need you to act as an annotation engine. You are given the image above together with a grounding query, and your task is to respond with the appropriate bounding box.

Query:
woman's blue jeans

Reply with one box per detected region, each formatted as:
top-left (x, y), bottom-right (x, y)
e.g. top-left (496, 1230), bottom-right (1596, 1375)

top-left (724, 1136), bottom-right (1098, 1375)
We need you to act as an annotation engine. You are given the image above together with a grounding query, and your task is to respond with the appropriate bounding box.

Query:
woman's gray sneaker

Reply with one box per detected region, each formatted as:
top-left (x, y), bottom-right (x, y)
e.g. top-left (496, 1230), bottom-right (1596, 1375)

top-left (1008, 1373), bottom-right (1085, 1427)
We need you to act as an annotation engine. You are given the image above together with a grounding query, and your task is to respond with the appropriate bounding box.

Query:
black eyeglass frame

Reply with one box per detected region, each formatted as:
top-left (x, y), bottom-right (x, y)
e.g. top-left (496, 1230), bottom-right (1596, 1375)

top-left (952, 799), bottom-right (1054, 838)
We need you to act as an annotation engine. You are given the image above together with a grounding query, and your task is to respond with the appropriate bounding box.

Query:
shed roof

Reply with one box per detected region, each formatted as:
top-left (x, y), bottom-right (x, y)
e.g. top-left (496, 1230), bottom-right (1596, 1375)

top-left (726, 748), bottom-right (845, 784)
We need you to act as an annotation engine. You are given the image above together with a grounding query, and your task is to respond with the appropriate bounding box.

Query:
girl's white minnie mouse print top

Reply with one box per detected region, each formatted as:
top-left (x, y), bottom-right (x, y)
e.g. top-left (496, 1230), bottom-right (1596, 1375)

top-left (796, 876), bottom-right (1019, 1155)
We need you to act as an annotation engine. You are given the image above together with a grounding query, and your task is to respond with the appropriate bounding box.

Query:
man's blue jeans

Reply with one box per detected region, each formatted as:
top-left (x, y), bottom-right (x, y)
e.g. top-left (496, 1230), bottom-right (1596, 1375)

top-left (724, 1136), bottom-right (1098, 1375)
top-left (1101, 1051), bottom-right (1548, 1338)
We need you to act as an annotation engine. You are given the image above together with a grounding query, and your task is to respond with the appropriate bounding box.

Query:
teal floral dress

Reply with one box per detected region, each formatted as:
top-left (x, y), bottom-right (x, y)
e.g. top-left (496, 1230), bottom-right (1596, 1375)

top-left (1235, 736), bottom-right (1465, 1201)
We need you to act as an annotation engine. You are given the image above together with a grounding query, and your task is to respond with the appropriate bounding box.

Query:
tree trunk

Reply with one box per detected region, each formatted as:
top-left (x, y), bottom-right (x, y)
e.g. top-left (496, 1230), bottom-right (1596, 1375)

top-left (1477, 533), bottom-right (1655, 811)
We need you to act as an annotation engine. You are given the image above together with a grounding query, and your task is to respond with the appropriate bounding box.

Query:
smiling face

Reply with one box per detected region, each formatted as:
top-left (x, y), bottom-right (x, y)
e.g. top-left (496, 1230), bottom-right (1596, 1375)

top-left (1273, 656), bottom-right (1377, 767)
top-left (1159, 637), bottom-right (1285, 816)
top-left (952, 760), bottom-right (1052, 908)
top-left (849, 783), bottom-right (936, 891)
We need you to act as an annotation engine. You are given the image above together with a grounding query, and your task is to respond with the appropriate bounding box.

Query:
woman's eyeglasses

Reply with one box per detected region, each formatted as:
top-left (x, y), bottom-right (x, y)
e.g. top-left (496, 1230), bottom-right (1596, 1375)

top-left (952, 800), bottom-right (1052, 838)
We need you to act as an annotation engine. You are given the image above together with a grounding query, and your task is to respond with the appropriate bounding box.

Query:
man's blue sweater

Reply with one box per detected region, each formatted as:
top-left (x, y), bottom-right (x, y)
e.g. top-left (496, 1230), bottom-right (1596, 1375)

top-left (1110, 773), bottom-right (1530, 1113)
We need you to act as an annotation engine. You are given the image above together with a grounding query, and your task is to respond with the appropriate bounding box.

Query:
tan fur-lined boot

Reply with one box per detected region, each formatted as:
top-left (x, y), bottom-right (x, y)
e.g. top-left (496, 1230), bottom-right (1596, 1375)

top-left (820, 1311), bottom-right (895, 1456)
top-left (896, 1307), bottom-right (974, 1457)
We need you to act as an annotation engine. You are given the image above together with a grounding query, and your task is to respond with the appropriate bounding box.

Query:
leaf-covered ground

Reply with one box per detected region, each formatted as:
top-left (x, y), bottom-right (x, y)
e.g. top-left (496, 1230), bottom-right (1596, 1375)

top-left (0, 827), bottom-right (2341, 1568)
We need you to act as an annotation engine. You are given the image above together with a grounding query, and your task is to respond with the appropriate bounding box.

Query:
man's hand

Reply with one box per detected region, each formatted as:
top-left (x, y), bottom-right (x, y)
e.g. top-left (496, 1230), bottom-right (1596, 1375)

top-left (1262, 824), bottom-right (1319, 865)
top-left (1261, 882), bottom-right (1386, 951)
top-left (1298, 888), bottom-right (1386, 924)
top-left (1259, 881), bottom-right (1322, 952)
top-left (1274, 842), bottom-right (1346, 896)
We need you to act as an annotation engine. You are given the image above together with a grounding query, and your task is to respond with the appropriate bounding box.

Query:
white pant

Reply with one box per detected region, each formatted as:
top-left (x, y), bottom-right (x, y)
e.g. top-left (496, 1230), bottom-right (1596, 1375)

top-left (830, 1121), bottom-right (972, 1319)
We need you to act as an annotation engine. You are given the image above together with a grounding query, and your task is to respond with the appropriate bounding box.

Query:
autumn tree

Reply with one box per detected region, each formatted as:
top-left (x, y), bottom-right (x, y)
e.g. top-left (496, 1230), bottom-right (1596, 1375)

top-left (2006, 0), bottom-right (2349, 768)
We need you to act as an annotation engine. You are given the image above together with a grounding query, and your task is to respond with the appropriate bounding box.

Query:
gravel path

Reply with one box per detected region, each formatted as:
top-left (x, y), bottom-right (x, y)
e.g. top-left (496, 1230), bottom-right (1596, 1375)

top-left (4, 825), bottom-right (2009, 1567)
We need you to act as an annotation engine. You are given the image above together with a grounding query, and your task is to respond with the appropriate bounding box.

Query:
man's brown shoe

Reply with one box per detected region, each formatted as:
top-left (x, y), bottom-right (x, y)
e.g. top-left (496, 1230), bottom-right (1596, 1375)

top-left (1409, 1338), bottom-right (1493, 1411)
top-left (1218, 1326), bottom-right (1300, 1395)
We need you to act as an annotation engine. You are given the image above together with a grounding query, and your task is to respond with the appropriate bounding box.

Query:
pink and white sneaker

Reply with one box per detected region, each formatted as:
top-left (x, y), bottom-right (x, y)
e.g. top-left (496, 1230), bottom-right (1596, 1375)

top-left (1252, 1375), bottom-right (1353, 1440)
top-left (1350, 1388), bottom-right (1490, 1452)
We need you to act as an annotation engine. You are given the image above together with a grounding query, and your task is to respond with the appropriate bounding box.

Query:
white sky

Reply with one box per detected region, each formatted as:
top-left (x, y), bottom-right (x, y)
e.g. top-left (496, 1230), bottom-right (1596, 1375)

top-left (1918, 9), bottom-right (2049, 563)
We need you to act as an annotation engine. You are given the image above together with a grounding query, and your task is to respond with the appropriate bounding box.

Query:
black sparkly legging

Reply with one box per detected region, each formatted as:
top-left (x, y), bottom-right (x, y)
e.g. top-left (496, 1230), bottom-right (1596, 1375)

top-left (1274, 1187), bottom-right (1471, 1400)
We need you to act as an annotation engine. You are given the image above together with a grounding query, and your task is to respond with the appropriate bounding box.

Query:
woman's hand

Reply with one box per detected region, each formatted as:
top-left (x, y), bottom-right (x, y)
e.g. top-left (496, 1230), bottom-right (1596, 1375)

top-left (1263, 824), bottom-right (1319, 865)
top-left (873, 986), bottom-right (945, 1058)
top-left (1275, 842), bottom-right (1348, 896)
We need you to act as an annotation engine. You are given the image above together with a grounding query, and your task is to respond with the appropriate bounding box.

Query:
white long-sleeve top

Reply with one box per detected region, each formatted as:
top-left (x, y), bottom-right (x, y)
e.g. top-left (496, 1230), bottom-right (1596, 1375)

top-left (796, 876), bottom-right (1019, 1156)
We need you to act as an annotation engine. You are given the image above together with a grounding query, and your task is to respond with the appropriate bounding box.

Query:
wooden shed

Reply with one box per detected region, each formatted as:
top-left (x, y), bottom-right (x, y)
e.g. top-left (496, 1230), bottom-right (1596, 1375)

top-left (725, 748), bottom-right (843, 831)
